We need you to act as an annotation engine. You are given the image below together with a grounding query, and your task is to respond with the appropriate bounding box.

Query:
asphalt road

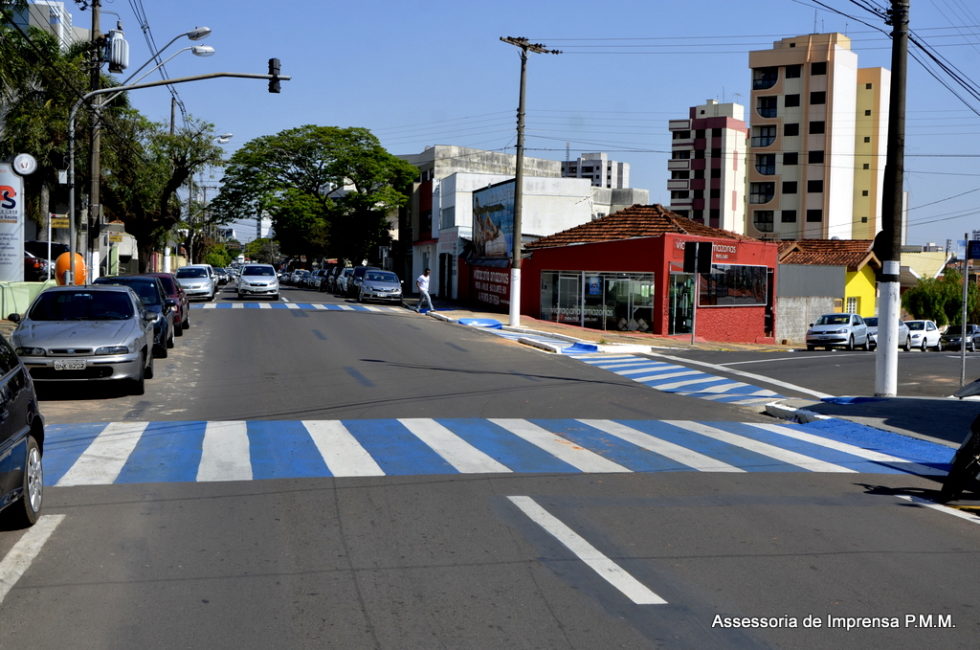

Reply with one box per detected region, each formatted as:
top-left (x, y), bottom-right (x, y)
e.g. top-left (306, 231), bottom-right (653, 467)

top-left (1, 284), bottom-right (978, 649)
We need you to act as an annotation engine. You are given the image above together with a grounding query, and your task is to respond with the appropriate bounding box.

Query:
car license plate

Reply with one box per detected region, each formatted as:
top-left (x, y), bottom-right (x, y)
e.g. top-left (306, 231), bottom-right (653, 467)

top-left (54, 359), bottom-right (86, 371)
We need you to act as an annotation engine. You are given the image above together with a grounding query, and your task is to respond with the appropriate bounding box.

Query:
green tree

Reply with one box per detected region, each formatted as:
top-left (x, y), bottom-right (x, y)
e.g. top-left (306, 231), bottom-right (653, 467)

top-left (210, 125), bottom-right (415, 263)
top-left (902, 269), bottom-right (979, 326)
top-left (244, 237), bottom-right (278, 264)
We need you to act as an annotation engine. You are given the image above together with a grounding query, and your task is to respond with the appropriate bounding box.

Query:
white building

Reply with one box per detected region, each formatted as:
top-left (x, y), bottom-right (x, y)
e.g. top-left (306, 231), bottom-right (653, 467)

top-left (562, 152), bottom-right (630, 189)
top-left (8, 1), bottom-right (88, 51)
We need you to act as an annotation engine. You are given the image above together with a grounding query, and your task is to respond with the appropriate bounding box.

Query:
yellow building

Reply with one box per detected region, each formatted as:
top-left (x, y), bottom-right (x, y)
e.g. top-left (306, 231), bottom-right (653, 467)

top-left (779, 239), bottom-right (879, 317)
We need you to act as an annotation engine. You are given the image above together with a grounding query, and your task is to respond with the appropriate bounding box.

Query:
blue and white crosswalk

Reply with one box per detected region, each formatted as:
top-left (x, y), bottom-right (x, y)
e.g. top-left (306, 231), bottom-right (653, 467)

top-left (190, 301), bottom-right (403, 312)
top-left (41, 417), bottom-right (952, 487)
top-left (573, 354), bottom-right (784, 404)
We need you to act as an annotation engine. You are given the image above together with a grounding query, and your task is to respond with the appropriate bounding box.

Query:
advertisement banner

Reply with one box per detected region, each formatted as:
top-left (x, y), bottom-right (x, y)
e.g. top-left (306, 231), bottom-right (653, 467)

top-left (0, 164), bottom-right (25, 282)
top-left (472, 180), bottom-right (514, 259)
top-left (471, 264), bottom-right (510, 310)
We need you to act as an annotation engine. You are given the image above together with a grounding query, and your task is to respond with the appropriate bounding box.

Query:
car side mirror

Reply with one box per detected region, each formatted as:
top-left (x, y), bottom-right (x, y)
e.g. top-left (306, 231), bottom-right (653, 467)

top-left (144, 312), bottom-right (157, 322)
top-left (808, 323), bottom-right (813, 328)
top-left (7, 313), bottom-right (20, 324)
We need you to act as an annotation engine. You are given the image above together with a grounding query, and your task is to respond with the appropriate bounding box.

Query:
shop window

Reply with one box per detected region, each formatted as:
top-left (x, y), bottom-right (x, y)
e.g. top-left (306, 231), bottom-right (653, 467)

top-left (699, 264), bottom-right (768, 306)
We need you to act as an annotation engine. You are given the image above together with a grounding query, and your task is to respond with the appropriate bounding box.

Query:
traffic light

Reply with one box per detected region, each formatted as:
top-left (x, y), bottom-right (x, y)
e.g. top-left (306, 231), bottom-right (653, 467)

top-left (683, 241), bottom-right (713, 274)
top-left (268, 58), bottom-right (281, 94)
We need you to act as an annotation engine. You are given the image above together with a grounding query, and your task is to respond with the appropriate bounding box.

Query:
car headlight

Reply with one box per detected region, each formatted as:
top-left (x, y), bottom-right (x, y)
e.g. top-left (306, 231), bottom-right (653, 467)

top-left (15, 347), bottom-right (45, 356)
top-left (96, 345), bottom-right (130, 355)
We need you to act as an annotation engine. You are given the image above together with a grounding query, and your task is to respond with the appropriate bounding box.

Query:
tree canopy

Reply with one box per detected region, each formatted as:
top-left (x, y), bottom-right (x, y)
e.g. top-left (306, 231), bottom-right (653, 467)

top-left (210, 125), bottom-right (416, 264)
top-left (902, 268), bottom-right (980, 326)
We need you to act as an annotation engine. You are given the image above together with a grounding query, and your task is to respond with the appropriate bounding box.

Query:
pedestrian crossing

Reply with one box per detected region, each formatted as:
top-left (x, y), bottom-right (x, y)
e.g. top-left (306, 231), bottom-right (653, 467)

top-left (572, 354), bottom-right (785, 405)
top-left (190, 302), bottom-right (403, 312)
top-left (41, 417), bottom-right (951, 487)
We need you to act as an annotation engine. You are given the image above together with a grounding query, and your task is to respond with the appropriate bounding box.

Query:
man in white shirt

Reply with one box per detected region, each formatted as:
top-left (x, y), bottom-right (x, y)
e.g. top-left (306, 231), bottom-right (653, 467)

top-left (416, 267), bottom-right (434, 313)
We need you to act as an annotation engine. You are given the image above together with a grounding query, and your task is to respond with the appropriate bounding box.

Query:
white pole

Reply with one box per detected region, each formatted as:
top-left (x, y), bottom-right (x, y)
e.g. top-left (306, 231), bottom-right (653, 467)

top-left (46, 217), bottom-right (52, 281)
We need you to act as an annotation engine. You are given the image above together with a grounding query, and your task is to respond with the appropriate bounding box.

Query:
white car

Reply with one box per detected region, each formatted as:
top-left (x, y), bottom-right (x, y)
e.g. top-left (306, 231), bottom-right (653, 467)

top-left (905, 319), bottom-right (943, 351)
top-left (175, 265), bottom-right (217, 301)
top-left (237, 263), bottom-right (280, 300)
top-left (805, 313), bottom-right (870, 351)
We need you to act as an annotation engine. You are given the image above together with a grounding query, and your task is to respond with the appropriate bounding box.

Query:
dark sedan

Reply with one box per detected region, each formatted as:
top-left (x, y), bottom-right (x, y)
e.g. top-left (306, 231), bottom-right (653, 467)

top-left (144, 272), bottom-right (190, 336)
top-left (0, 335), bottom-right (44, 528)
top-left (94, 275), bottom-right (176, 358)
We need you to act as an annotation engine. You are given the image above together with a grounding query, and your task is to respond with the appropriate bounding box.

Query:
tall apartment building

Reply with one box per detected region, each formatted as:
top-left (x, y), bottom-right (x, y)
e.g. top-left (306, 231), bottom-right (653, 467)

top-left (666, 100), bottom-right (748, 233)
top-left (561, 152), bottom-right (630, 189)
top-left (746, 33), bottom-right (889, 241)
top-left (6, 1), bottom-right (88, 50)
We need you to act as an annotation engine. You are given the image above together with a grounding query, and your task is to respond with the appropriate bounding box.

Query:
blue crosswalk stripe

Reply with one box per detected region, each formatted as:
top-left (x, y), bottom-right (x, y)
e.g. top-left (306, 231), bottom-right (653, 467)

top-left (190, 302), bottom-right (403, 312)
top-left (40, 418), bottom-right (952, 487)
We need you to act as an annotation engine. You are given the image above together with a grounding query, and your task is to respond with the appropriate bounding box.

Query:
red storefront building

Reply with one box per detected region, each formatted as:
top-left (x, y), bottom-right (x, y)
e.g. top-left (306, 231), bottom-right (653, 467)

top-left (465, 204), bottom-right (779, 344)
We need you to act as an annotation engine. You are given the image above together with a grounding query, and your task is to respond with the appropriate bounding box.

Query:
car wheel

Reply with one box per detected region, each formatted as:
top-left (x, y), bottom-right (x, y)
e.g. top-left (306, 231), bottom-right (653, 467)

top-left (921, 339), bottom-right (927, 352)
top-left (806, 345), bottom-right (814, 351)
top-left (271, 294), bottom-right (279, 301)
top-left (903, 337), bottom-right (911, 352)
top-left (145, 350), bottom-right (154, 380)
top-left (166, 326), bottom-right (175, 349)
top-left (936, 339), bottom-right (943, 352)
top-left (238, 292), bottom-right (244, 300)
top-left (131, 352), bottom-right (146, 395)
top-left (846, 335), bottom-right (854, 351)
top-left (155, 339), bottom-right (168, 359)
top-left (174, 319), bottom-right (183, 337)
top-left (2, 435), bottom-right (42, 528)
top-left (862, 336), bottom-right (870, 351)
top-left (183, 314), bottom-right (190, 330)
top-left (971, 342), bottom-right (976, 353)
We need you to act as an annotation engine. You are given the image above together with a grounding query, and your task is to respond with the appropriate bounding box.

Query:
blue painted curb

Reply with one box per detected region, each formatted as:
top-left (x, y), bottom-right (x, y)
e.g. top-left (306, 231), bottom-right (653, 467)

top-left (458, 318), bottom-right (503, 329)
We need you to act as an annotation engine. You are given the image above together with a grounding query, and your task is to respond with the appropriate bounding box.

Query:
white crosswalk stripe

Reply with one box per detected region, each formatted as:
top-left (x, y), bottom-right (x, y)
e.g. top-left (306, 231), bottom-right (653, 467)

top-left (303, 420), bottom-right (384, 477)
top-left (197, 421), bottom-right (252, 482)
top-left (580, 419), bottom-right (744, 472)
top-left (58, 421), bottom-right (149, 486)
top-left (399, 418), bottom-right (511, 474)
top-left (490, 419), bottom-right (631, 473)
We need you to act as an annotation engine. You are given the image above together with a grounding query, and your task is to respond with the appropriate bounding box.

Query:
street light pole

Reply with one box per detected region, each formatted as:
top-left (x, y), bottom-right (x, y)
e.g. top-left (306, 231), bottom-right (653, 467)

top-left (500, 37), bottom-right (560, 328)
top-left (66, 70), bottom-right (290, 285)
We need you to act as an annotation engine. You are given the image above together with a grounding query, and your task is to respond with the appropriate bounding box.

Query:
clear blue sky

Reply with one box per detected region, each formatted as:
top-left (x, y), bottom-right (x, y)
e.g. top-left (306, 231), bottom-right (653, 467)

top-left (98, 0), bottom-right (980, 250)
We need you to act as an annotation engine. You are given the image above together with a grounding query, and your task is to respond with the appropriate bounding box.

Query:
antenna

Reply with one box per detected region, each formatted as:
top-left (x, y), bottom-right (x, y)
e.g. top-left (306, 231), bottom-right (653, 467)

top-left (566, 141), bottom-right (571, 162)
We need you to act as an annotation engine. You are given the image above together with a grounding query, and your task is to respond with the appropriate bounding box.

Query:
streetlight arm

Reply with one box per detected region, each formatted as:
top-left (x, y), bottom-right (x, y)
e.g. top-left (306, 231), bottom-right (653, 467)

top-left (101, 47), bottom-right (214, 108)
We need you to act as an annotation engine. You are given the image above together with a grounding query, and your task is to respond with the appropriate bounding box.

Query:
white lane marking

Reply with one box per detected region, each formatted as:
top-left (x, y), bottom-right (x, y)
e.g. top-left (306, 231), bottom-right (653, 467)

top-left (634, 370), bottom-right (701, 382)
top-left (579, 419), bottom-right (743, 472)
top-left (258, 302), bottom-right (272, 309)
top-left (652, 352), bottom-right (831, 399)
top-left (653, 376), bottom-right (729, 391)
top-left (338, 305), bottom-right (355, 311)
top-left (722, 354), bottom-right (848, 366)
top-left (232, 302), bottom-right (244, 309)
top-left (490, 419), bottom-right (630, 473)
top-left (592, 361), bottom-right (661, 370)
top-left (197, 421), bottom-right (252, 482)
top-left (281, 296), bottom-right (291, 303)
top-left (614, 365), bottom-right (675, 376)
top-left (0, 514), bottom-right (66, 605)
top-left (284, 302), bottom-right (301, 310)
top-left (312, 303), bottom-right (328, 310)
top-left (202, 303), bottom-right (216, 309)
top-left (362, 305), bottom-right (382, 312)
top-left (57, 422), bottom-right (148, 486)
top-left (896, 495), bottom-right (980, 525)
top-left (508, 496), bottom-right (667, 605)
top-left (690, 381), bottom-right (749, 393)
top-left (303, 420), bottom-right (385, 477)
top-left (665, 420), bottom-right (856, 473)
top-left (399, 418), bottom-right (511, 474)
top-left (744, 422), bottom-right (946, 476)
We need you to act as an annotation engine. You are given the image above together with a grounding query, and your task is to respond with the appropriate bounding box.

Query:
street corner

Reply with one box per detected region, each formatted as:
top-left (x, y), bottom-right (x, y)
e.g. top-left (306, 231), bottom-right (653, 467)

top-left (764, 398), bottom-right (830, 424)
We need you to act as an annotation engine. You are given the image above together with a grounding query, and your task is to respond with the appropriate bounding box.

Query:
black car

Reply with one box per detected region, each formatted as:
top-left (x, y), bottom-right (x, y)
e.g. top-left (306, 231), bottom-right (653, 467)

top-left (94, 275), bottom-right (176, 358)
top-left (941, 323), bottom-right (980, 352)
top-left (0, 335), bottom-right (44, 528)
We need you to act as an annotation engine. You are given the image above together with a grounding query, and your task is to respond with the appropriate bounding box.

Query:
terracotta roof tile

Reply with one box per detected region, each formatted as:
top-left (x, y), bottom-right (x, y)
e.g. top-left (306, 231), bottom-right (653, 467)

top-left (777, 239), bottom-right (878, 271)
top-left (525, 204), bottom-right (758, 249)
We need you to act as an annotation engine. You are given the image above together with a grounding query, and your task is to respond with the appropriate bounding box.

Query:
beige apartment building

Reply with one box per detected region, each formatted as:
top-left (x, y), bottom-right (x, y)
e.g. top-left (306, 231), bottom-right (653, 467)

top-left (746, 33), bottom-right (889, 241)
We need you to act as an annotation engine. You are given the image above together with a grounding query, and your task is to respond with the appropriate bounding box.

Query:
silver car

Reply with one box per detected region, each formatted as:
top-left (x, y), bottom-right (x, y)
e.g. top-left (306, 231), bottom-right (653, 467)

top-left (175, 265), bottom-right (216, 301)
top-left (237, 263), bottom-right (280, 300)
top-left (357, 270), bottom-right (403, 303)
top-left (864, 317), bottom-right (912, 351)
top-left (9, 285), bottom-right (156, 394)
top-left (805, 313), bottom-right (870, 351)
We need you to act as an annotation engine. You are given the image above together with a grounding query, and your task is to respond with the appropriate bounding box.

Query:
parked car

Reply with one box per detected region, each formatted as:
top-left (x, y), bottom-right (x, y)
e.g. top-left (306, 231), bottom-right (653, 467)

top-left (906, 319), bottom-right (943, 351)
top-left (291, 269), bottom-right (310, 286)
top-left (9, 284), bottom-right (156, 394)
top-left (357, 270), bottom-right (403, 303)
top-left (237, 263), bottom-right (280, 300)
top-left (805, 313), bottom-right (870, 351)
top-left (23, 251), bottom-right (50, 281)
top-left (347, 265), bottom-right (379, 298)
top-left (213, 267), bottom-right (230, 285)
top-left (864, 317), bottom-right (911, 351)
top-left (94, 275), bottom-right (176, 358)
top-left (0, 334), bottom-right (44, 528)
top-left (143, 272), bottom-right (190, 336)
top-left (334, 267), bottom-right (354, 295)
top-left (175, 265), bottom-right (217, 301)
top-left (941, 323), bottom-right (980, 352)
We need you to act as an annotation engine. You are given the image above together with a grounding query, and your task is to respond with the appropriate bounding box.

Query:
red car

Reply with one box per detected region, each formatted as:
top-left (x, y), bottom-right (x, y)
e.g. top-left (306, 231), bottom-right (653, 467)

top-left (144, 272), bottom-right (190, 336)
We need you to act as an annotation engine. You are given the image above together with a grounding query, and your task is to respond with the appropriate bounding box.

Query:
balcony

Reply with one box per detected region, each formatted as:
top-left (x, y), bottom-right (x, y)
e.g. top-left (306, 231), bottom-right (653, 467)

top-left (667, 179), bottom-right (690, 191)
top-left (667, 159), bottom-right (691, 171)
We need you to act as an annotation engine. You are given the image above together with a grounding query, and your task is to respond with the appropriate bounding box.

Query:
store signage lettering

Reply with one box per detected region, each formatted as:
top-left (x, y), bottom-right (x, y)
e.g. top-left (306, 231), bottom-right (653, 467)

top-left (473, 267), bottom-right (510, 306)
top-left (675, 240), bottom-right (738, 261)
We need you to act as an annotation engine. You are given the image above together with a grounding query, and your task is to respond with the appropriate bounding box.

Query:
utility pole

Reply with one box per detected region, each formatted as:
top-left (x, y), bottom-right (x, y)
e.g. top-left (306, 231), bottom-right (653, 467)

top-left (499, 36), bottom-right (560, 327)
top-left (874, 0), bottom-right (909, 397)
top-left (87, 0), bottom-right (102, 273)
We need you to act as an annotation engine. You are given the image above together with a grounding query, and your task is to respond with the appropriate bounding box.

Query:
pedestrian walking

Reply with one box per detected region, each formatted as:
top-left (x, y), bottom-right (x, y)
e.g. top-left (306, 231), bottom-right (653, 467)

top-left (416, 268), bottom-right (434, 312)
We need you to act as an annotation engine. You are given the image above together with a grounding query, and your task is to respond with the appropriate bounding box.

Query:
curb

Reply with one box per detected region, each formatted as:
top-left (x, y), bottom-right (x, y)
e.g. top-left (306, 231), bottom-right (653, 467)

top-left (764, 400), bottom-right (831, 424)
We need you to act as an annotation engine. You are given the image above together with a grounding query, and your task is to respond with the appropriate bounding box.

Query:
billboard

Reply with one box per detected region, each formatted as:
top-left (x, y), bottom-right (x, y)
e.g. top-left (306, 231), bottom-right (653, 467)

top-left (472, 180), bottom-right (514, 259)
top-left (0, 164), bottom-right (24, 282)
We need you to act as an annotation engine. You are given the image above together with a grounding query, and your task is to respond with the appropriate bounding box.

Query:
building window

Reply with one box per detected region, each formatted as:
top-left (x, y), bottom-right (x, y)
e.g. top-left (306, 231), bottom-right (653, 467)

top-left (673, 130), bottom-right (691, 139)
top-left (751, 125), bottom-right (776, 147)
top-left (694, 149), bottom-right (705, 159)
top-left (710, 167), bottom-right (721, 179)
top-left (753, 210), bottom-right (774, 232)
top-left (808, 150), bottom-right (824, 163)
top-left (863, 136), bottom-right (871, 143)
top-left (757, 96), bottom-right (777, 118)
top-left (672, 150), bottom-right (690, 160)
top-left (810, 91), bottom-right (826, 104)
top-left (710, 188), bottom-right (721, 198)
top-left (755, 153), bottom-right (776, 175)
top-left (806, 209), bottom-right (823, 222)
top-left (782, 181), bottom-right (798, 194)
top-left (861, 216), bottom-right (869, 223)
top-left (865, 82), bottom-right (873, 89)
top-left (671, 170), bottom-right (690, 179)
top-left (671, 190), bottom-right (689, 200)
top-left (783, 152), bottom-right (798, 165)
top-left (786, 64), bottom-right (802, 78)
top-left (807, 179), bottom-right (824, 193)
top-left (753, 66), bottom-right (778, 89)
top-left (749, 182), bottom-right (775, 204)
top-left (674, 210), bottom-right (689, 219)
top-left (694, 169), bottom-right (704, 179)
top-left (809, 121), bottom-right (825, 134)
top-left (784, 123), bottom-right (799, 137)
top-left (811, 61), bottom-right (827, 75)
top-left (846, 297), bottom-right (859, 313)
top-left (781, 209), bottom-right (797, 223)
top-left (700, 264), bottom-right (769, 306)
top-left (861, 189), bottom-right (869, 196)
top-left (785, 94), bottom-right (801, 108)
top-left (862, 163), bottom-right (870, 169)
top-left (711, 148), bottom-right (722, 157)
top-left (865, 109), bottom-right (872, 116)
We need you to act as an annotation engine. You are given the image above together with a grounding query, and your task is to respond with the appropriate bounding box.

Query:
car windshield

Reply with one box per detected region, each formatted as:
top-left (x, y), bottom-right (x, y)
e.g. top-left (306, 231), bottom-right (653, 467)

top-left (946, 326), bottom-right (961, 335)
top-left (155, 275), bottom-right (177, 293)
top-left (29, 291), bottom-right (134, 321)
top-left (864, 317), bottom-right (878, 327)
top-left (177, 267), bottom-right (206, 278)
top-left (816, 315), bottom-right (851, 325)
top-left (366, 271), bottom-right (398, 283)
top-left (907, 321), bottom-right (924, 330)
top-left (243, 266), bottom-right (274, 276)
